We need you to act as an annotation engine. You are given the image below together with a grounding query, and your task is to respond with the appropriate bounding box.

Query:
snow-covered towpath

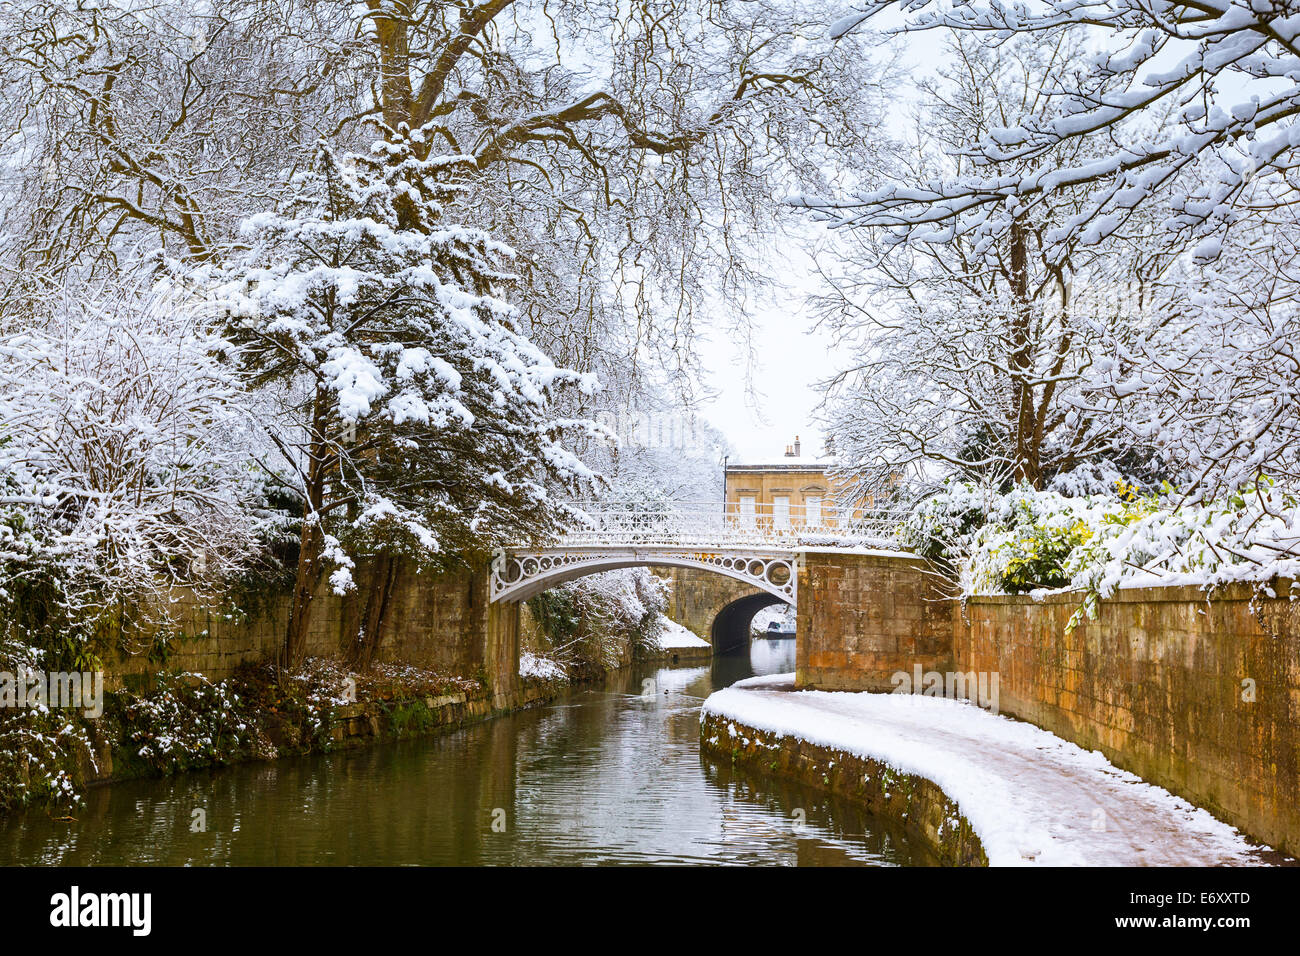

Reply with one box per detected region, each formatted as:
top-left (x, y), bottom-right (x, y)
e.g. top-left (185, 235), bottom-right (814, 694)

top-left (703, 674), bottom-right (1279, 866)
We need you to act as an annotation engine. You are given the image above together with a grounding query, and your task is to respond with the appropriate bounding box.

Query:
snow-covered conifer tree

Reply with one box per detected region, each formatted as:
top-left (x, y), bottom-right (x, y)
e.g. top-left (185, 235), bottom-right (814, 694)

top-left (205, 135), bottom-right (603, 668)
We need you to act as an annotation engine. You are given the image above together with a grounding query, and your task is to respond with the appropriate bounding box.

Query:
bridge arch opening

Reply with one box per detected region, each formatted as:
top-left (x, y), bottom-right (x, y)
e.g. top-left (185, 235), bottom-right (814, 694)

top-left (711, 592), bottom-right (787, 654)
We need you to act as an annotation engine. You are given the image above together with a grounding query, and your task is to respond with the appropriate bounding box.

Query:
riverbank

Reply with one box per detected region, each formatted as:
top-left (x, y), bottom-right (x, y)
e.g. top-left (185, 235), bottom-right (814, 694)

top-left (701, 675), bottom-right (1281, 866)
top-left (1, 656), bottom-right (575, 818)
top-left (700, 709), bottom-right (986, 865)
top-left (638, 619), bottom-right (713, 665)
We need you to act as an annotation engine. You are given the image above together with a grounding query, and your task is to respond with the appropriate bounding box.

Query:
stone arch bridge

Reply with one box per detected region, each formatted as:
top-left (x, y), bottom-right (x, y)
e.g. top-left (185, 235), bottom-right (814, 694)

top-left (490, 503), bottom-right (901, 604)
top-left (488, 504), bottom-right (954, 688)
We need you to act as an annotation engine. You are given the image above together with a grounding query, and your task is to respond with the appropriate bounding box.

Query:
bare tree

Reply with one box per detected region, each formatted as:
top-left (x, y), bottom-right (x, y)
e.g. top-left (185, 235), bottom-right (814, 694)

top-left (0, 279), bottom-right (263, 636)
top-left (818, 35), bottom-right (1173, 494)
top-left (821, 0), bottom-right (1300, 501)
top-left (0, 0), bottom-right (889, 389)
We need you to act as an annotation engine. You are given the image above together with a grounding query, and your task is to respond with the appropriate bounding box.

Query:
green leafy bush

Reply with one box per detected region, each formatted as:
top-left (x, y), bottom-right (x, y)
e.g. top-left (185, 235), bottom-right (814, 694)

top-left (982, 518), bottom-right (1093, 593)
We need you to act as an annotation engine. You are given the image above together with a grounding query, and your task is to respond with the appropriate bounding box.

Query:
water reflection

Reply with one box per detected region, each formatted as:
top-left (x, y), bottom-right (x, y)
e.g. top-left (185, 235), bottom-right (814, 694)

top-left (0, 638), bottom-right (921, 866)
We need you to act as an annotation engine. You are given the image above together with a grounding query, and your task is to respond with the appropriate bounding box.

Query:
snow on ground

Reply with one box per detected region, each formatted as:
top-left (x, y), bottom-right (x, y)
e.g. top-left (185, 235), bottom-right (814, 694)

top-left (655, 617), bottom-right (711, 649)
top-left (750, 603), bottom-right (795, 634)
top-left (703, 674), bottom-right (1275, 866)
top-left (519, 651), bottom-right (566, 681)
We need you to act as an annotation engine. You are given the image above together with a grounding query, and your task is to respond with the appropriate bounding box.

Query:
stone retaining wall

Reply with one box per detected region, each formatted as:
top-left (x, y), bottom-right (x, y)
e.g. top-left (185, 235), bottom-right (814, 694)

top-left (656, 567), bottom-right (765, 642)
top-left (955, 582), bottom-right (1300, 856)
top-left (640, 644), bottom-right (712, 666)
top-left (102, 560), bottom-right (519, 700)
top-left (325, 681), bottom-right (555, 749)
top-left (699, 712), bottom-right (986, 865)
top-left (786, 547), bottom-right (1300, 854)
top-left (79, 677), bottom-right (564, 793)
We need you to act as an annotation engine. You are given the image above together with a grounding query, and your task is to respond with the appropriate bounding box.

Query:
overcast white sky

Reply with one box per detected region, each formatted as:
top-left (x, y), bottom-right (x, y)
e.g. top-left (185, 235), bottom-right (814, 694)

top-left (696, 238), bottom-right (839, 463)
top-left (694, 23), bottom-right (948, 463)
top-left (655, 12), bottom-right (1236, 465)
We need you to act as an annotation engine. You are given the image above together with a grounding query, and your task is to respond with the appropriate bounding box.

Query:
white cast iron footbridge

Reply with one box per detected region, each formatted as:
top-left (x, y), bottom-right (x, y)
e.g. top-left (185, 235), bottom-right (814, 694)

top-left (489, 502), bottom-right (906, 604)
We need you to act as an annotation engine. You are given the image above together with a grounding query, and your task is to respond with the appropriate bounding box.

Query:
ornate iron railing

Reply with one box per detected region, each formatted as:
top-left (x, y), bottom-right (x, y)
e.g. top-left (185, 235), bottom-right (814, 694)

top-left (490, 546), bottom-right (802, 603)
top-left (553, 500), bottom-right (908, 549)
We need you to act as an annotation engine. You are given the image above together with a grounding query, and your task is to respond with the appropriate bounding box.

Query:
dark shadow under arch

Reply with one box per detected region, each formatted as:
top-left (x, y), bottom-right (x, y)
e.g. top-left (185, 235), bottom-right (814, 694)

top-left (711, 592), bottom-right (787, 654)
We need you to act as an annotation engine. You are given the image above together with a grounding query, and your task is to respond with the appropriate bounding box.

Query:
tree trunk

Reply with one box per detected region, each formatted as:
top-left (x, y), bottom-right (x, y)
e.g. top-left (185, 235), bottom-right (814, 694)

top-left (1007, 219), bottom-right (1043, 488)
top-left (347, 553), bottom-right (400, 671)
top-left (282, 517), bottom-right (323, 670)
top-left (282, 399), bottom-right (330, 670)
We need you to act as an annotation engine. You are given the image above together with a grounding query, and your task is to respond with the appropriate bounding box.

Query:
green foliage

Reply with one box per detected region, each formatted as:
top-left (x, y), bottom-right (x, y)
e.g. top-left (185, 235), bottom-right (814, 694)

top-left (907, 475), bottom-right (1300, 635)
top-left (0, 567), bottom-right (103, 672)
top-left (118, 672), bottom-right (259, 774)
top-left (386, 700), bottom-right (436, 737)
top-left (0, 637), bottom-right (96, 812)
top-left (0, 716), bottom-right (91, 814)
top-left (986, 518), bottom-right (1093, 593)
top-left (528, 589), bottom-right (582, 644)
top-left (629, 606), bottom-right (665, 661)
top-left (899, 488), bottom-right (991, 573)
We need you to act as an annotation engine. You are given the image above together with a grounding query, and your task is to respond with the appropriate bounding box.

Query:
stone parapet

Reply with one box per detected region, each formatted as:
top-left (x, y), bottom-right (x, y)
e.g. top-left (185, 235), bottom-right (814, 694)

top-left (794, 549), bottom-right (954, 691)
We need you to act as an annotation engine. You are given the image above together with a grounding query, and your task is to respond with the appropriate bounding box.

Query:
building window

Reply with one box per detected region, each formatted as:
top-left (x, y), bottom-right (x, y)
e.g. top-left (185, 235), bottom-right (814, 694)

top-left (805, 495), bottom-right (822, 526)
top-left (738, 495), bottom-right (756, 527)
top-left (773, 495), bottom-right (790, 530)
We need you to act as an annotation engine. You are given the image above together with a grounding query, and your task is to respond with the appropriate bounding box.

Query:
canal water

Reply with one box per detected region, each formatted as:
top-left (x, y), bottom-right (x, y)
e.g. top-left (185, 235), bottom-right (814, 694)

top-left (0, 638), bottom-right (923, 866)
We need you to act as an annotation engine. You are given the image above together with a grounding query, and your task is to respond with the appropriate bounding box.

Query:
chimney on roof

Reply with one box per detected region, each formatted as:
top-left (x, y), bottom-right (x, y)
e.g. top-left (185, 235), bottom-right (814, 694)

top-left (794, 435), bottom-right (801, 457)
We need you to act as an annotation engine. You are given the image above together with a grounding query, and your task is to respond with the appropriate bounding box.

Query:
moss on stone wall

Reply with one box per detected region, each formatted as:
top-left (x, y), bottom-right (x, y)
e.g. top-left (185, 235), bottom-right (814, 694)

top-left (0, 658), bottom-right (567, 819)
top-left (700, 712), bottom-right (987, 866)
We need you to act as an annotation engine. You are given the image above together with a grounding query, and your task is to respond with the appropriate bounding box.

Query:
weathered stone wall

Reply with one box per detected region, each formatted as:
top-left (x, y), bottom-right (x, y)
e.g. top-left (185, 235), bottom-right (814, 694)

top-left (77, 672), bottom-right (565, 793)
top-left (795, 549), bottom-right (954, 691)
top-left (326, 681), bottom-right (556, 749)
top-left (955, 582), bottom-right (1300, 856)
top-left (105, 561), bottom-right (509, 695)
top-left (484, 598), bottom-right (521, 707)
top-left (700, 711), bottom-right (985, 865)
top-left (517, 602), bottom-right (545, 653)
top-left (655, 567), bottom-right (771, 642)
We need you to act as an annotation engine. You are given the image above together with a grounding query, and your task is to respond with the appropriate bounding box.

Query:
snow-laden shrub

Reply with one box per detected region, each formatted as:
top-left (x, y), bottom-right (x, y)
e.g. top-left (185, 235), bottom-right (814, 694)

top-left (0, 282), bottom-right (265, 665)
top-left (0, 285), bottom-right (263, 595)
top-left (898, 480), bottom-right (1006, 573)
top-left (1061, 480), bottom-right (1300, 621)
top-left (119, 672), bottom-right (259, 773)
top-left (909, 477), bottom-right (1300, 627)
top-left (964, 488), bottom-right (1133, 595)
top-left (970, 482), bottom-right (1300, 601)
top-left (527, 568), bottom-right (668, 672)
top-left (519, 651), bottom-right (567, 684)
top-left (978, 518), bottom-right (1093, 595)
top-left (117, 658), bottom-right (380, 773)
top-left (1046, 461), bottom-right (1134, 498)
top-left (0, 637), bottom-right (95, 812)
